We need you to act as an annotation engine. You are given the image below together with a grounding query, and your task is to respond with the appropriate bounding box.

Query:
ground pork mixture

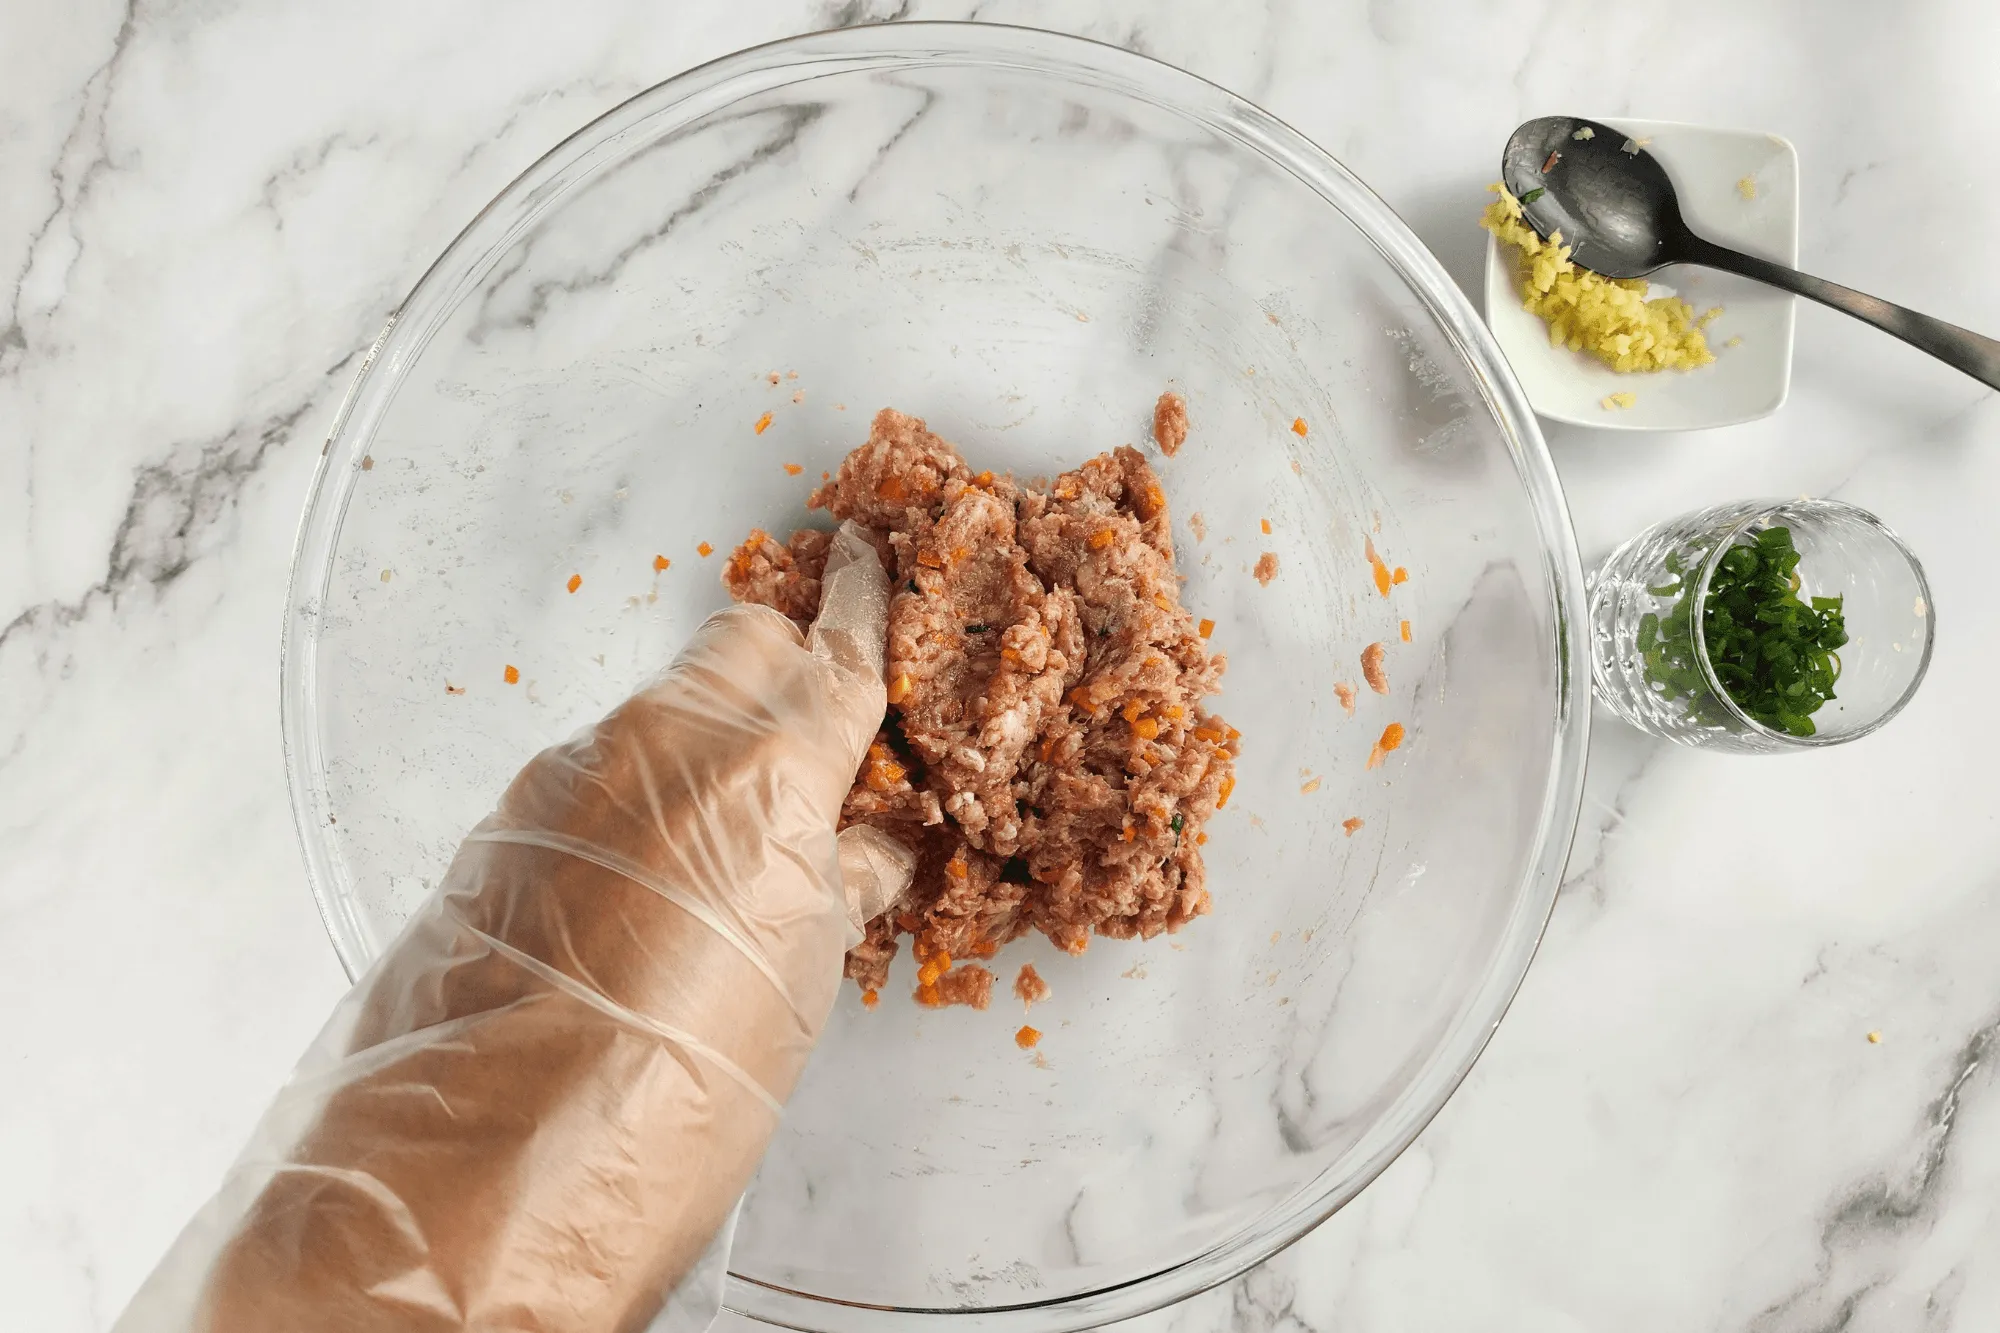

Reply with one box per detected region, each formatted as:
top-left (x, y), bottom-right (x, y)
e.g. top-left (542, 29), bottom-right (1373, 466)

top-left (724, 408), bottom-right (1239, 1006)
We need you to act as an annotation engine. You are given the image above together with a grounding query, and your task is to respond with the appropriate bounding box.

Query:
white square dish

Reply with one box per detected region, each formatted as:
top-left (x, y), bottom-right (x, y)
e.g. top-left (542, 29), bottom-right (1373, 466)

top-left (1482, 117), bottom-right (1799, 431)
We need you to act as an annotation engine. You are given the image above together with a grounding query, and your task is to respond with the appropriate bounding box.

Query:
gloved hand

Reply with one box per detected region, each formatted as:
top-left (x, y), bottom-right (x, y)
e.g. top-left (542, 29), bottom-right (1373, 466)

top-left (116, 523), bottom-right (910, 1333)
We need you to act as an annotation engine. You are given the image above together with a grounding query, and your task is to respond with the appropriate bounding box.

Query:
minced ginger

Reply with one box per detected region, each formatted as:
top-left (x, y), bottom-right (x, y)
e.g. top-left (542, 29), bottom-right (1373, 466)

top-left (1482, 184), bottom-right (1716, 373)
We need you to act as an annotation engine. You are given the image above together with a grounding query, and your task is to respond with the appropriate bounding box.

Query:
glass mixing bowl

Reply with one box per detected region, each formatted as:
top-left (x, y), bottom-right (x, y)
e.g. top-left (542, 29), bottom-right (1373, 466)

top-left (281, 23), bottom-right (1586, 1331)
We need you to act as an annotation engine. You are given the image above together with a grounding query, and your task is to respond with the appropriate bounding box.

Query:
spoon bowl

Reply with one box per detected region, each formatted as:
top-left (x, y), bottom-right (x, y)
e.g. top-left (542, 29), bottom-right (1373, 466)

top-left (1502, 116), bottom-right (1684, 279)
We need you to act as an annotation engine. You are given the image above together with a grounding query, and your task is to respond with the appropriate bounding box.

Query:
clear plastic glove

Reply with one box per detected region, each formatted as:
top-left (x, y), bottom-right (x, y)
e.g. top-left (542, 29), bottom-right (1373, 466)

top-left (116, 523), bottom-right (910, 1333)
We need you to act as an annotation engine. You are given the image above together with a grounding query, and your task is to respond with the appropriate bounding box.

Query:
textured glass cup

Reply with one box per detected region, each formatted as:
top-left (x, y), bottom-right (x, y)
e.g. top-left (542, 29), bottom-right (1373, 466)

top-left (280, 24), bottom-right (1588, 1332)
top-left (1590, 498), bottom-right (1933, 752)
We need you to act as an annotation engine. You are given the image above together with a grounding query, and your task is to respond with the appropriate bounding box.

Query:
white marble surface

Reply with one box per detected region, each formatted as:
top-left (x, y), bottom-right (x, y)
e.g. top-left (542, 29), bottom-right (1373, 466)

top-left (4, 1), bottom-right (1998, 1329)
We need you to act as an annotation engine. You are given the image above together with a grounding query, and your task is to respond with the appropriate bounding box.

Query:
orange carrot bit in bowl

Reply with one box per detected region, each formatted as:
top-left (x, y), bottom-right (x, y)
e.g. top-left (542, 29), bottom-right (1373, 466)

top-left (945, 856), bottom-right (969, 880)
top-left (696, 541), bottom-right (714, 557)
top-left (860, 989), bottom-right (881, 1010)
top-left (1217, 775), bottom-right (1236, 808)
top-left (916, 983), bottom-right (943, 1007)
top-left (1198, 617), bottom-right (1215, 638)
top-left (1365, 536), bottom-right (1393, 596)
top-left (1366, 722), bottom-right (1407, 770)
top-left (653, 554), bottom-right (670, 572)
top-left (1088, 527), bottom-right (1117, 550)
top-left (783, 462), bottom-right (804, 476)
top-left (1015, 1025), bottom-right (1042, 1049)
top-left (1067, 685), bottom-right (1098, 715)
top-left (753, 411), bottom-right (774, 434)
top-left (1133, 717), bottom-right (1161, 741)
top-left (566, 573), bottom-right (583, 593)
top-left (887, 672), bottom-right (913, 705)
top-left (1260, 518), bottom-right (1272, 534)
top-left (1291, 417), bottom-right (1309, 436)
top-left (1400, 619), bottom-right (1412, 643)
top-left (1342, 816), bottom-right (1365, 836)
top-left (1120, 698), bottom-right (1147, 724)
top-left (503, 664), bottom-right (520, 684)
top-left (1392, 566), bottom-right (1408, 585)
top-left (1164, 704), bottom-right (1185, 720)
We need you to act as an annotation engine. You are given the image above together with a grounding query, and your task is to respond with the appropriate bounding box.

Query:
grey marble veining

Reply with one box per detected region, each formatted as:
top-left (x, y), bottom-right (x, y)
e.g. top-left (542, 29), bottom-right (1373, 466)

top-left (3, 2), bottom-right (1998, 1331)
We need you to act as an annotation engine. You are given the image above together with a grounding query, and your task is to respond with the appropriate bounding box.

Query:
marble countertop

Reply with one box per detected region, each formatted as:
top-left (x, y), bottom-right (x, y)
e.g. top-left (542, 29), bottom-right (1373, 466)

top-left (6, 2), bottom-right (1998, 1329)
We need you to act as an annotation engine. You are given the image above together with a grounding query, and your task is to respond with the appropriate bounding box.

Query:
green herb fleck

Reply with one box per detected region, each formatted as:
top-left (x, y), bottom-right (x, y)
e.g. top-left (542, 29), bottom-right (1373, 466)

top-left (965, 623), bottom-right (989, 633)
top-left (1519, 187), bottom-right (1546, 205)
top-left (907, 580), bottom-right (920, 594)
top-left (1170, 813), bottom-right (1184, 833)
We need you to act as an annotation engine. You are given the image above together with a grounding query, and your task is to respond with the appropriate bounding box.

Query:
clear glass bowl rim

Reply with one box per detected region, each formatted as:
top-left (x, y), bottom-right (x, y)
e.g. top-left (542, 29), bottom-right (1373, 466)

top-left (277, 21), bottom-right (1591, 1331)
top-left (1688, 498), bottom-right (1936, 747)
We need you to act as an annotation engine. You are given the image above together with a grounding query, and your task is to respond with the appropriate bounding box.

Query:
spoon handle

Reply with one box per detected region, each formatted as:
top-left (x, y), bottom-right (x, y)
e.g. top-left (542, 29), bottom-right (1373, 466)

top-left (1681, 235), bottom-right (2000, 391)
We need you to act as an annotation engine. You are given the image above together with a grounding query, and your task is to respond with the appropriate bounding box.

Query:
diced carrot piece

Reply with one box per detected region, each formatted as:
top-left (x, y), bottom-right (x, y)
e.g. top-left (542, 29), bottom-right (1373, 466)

top-left (1164, 705), bottom-right (1184, 720)
top-left (1068, 686), bottom-right (1097, 715)
top-left (1261, 518), bottom-right (1272, 534)
top-left (1217, 776), bottom-right (1236, 808)
top-left (946, 857), bottom-right (968, 880)
top-left (566, 573), bottom-right (582, 593)
top-left (1392, 566), bottom-right (1408, 584)
top-left (1194, 831), bottom-right (1208, 845)
top-left (916, 983), bottom-right (942, 1007)
top-left (503, 665), bottom-right (520, 684)
top-left (697, 542), bottom-right (714, 557)
top-left (783, 462), bottom-right (803, 475)
top-left (1292, 417), bottom-right (1309, 436)
top-left (877, 475), bottom-right (907, 502)
top-left (861, 989), bottom-right (880, 1009)
top-left (754, 411), bottom-right (773, 434)
top-left (653, 554), bottom-right (670, 572)
top-left (1089, 528), bottom-right (1116, 550)
top-left (1121, 699), bottom-right (1146, 723)
top-left (1134, 717), bottom-right (1161, 740)
top-left (1400, 619), bottom-right (1412, 643)
top-left (1198, 618), bottom-right (1215, 638)
top-left (887, 673), bottom-right (913, 704)
top-left (917, 549), bottom-right (945, 568)
top-left (1015, 1025), bottom-right (1042, 1049)
top-left (1153, 593), bottom-right (1172, 611)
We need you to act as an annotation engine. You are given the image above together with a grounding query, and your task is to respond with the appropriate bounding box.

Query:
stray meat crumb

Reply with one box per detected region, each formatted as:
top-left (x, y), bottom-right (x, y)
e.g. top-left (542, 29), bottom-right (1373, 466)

top-left (1152, 390), bottom-right (1189, 456)
top-left (1737, 175), bottom-right (1758, 201)
top-left (792, 389), bottom-right (806, 404)
top-left (1866, 1030), bottom-right (1882, 1044)
top-left (767, 371), bottom-right (782, 385)
top-left (1333, 681), bottom-right (1357, 716)
top-left (1189, 511), bottom-right (1207, 543)
top-left (1601, 392), bottom-right (1638, 411)
top-left (1342, 816), bottom-right (1364, 836)
top-left (1361, 642), bottom-right (1390, 694)
top-left (1014, 963), bottom-right (1050, 1009)
top-left (360, 455), bottom-right (374, 471)
top-left (445, 684), bottom-right (465, 696)
top-left (1253, 552), bottom-right (1279, 586)
top-left (1572, 126), bottom-right (1595, 140)
top-left (1300, 776), bottom-right (1321, 794)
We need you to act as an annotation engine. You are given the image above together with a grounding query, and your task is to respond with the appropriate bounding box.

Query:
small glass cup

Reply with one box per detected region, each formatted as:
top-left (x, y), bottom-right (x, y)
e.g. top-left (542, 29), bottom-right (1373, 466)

top-left (1589, 498), bottom-right (1934, 752)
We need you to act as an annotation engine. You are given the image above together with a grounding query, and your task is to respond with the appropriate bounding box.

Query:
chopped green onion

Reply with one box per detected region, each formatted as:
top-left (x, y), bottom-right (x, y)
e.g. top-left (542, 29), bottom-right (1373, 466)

top-left (1520, 187), bottom-right (1546, 205)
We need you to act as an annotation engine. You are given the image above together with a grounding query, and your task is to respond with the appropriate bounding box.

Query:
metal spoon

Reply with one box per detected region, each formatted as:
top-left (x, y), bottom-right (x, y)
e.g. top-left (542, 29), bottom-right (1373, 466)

top-left (1502, 116), bottom-right (2000, 390)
